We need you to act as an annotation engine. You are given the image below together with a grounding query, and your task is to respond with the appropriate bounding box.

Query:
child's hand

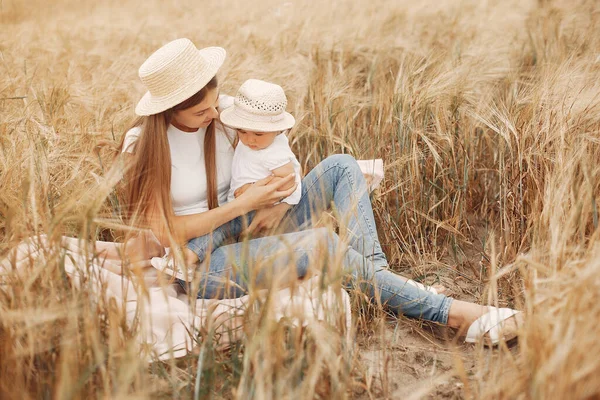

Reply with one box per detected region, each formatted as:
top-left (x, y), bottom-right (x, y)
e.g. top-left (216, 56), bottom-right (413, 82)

top-left (234, 183), bottom-right (253, 198)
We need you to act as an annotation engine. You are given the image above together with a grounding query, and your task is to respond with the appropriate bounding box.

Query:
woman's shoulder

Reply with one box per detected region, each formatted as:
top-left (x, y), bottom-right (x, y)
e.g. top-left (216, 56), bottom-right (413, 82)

top-left (122, 126), bottom-right (143, 153)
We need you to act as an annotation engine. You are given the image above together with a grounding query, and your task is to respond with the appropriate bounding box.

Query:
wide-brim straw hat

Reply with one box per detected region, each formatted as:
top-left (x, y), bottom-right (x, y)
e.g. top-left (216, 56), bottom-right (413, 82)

top-left (135, 38), bottom-right (226, 116)
top-left (220, 79), bottom-right (295, 132)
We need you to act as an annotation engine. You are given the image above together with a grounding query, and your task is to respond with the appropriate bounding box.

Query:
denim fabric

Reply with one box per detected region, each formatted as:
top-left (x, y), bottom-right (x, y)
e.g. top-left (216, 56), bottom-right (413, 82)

top-left (182, 154), bottom-right (453, 324)
top-left (186, 212), bottom-right (253, 262)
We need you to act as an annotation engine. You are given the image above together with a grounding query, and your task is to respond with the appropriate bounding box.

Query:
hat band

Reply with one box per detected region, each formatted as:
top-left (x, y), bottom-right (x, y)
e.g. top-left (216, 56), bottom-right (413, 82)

top-left (233, 107), bottom-right (286, 123)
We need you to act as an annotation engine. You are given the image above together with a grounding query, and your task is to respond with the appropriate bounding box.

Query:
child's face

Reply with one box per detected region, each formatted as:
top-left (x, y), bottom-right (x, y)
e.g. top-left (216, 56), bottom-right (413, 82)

top-left (237, 129), bottom-right (280, 150)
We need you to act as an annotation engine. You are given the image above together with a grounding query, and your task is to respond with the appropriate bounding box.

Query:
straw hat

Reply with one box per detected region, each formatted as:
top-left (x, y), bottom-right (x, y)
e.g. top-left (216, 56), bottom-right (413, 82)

top-left (135, 38), bottom-right (226, 116)
top-left (220, 79), bottom-right (295, 132)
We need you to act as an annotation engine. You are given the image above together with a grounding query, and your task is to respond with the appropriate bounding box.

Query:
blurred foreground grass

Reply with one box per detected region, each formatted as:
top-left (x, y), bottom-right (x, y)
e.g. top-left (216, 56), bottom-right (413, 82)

top-left (1, 0), bottom-right (600, 398)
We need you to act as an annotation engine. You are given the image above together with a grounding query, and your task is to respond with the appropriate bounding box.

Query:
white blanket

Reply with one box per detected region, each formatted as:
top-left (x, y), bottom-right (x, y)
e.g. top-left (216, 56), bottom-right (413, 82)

top-left (0, 235), bottom-right (351, 361)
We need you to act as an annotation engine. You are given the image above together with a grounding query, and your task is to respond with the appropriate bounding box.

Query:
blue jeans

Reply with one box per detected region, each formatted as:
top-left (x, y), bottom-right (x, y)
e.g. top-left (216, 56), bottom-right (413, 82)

top-left (184, 155), bottom-right (453, 324)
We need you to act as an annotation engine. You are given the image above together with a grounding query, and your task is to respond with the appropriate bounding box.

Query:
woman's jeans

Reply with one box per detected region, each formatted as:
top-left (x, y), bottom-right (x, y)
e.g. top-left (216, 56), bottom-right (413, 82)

top-left (183, 154), bottom-right (453, 324)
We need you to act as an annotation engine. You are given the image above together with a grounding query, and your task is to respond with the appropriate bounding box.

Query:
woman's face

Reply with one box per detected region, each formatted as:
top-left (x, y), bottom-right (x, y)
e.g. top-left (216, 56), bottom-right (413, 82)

top-left (172, 87), bottom-right (220, 131)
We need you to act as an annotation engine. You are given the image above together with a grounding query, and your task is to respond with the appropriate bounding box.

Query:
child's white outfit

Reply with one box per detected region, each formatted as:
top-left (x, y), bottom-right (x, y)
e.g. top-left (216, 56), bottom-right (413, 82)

top-left (227, 131), bottom-right (301, 204)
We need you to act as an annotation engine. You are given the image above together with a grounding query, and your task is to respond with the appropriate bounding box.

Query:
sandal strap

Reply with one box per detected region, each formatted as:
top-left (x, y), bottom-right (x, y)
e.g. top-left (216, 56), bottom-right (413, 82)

top-left (465, 307), bottom-right (520, 344)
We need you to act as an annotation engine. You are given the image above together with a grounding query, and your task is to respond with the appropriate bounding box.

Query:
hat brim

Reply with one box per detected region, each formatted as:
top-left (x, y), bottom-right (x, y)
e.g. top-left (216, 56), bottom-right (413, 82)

top-left (135, 47), bottom-right (226, 116)
top-left (220, 106), bottom-right (296, 132)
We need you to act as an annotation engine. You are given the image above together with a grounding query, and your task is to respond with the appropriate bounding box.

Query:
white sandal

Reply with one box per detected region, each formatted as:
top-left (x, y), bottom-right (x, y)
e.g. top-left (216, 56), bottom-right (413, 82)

top-left (405, 279), bottom-right (438, 295)
top-left (465, 307), bottom-right (521, 345)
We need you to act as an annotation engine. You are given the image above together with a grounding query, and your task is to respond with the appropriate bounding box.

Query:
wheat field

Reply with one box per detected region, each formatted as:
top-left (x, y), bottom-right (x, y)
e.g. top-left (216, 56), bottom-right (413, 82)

top-left (1, 0), bottom-right (600, 398)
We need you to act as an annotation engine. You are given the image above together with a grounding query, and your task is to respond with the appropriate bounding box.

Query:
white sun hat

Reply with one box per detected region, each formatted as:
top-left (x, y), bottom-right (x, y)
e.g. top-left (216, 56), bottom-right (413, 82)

top-left (135, 38), bottom-right (226, 116)
top-left (220, 79), bottom-right (295, 132)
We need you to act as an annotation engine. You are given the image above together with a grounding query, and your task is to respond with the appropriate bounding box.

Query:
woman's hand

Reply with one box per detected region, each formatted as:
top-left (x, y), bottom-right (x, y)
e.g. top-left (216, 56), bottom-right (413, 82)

top-left (243, 203), bottom-right (291, 237)
top-left (236, 173), bottom-right (297, 212)
top-left (234, 183), bottom-right (252, 198)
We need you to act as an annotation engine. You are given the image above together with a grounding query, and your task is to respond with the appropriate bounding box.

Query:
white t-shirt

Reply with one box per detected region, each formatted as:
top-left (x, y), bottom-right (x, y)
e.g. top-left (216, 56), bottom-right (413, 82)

top-left (228, 132), bottom-right (302, 205)
top-left (122, 96), bottom-right (236, 216)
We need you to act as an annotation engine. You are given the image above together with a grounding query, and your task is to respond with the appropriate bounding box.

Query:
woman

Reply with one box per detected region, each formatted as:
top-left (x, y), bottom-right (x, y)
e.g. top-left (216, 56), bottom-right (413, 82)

top-left (119, 38), bottom-right (521, 345)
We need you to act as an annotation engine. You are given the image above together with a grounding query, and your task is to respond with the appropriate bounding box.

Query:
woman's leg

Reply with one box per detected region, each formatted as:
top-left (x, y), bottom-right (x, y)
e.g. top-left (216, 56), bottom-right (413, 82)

top-left (185, 213), bottom-right (253, 264)
top-left (188, 228), bottom-right (453, 324)
top-left (285, 154), bottom-right (443, 292)
top-left (286, 154), bottom-right (387, 269)
top-left (184, 228), bottom-right (319, 299)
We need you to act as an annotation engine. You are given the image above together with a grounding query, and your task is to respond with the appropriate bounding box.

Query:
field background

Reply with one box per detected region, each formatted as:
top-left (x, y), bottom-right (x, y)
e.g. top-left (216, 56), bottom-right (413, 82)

top-left (2, 0), bottom-right (600, 398)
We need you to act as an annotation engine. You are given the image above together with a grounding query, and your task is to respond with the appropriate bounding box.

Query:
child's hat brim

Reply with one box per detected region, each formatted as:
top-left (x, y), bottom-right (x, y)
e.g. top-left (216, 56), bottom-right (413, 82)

top-left (220, 105), bottom-right (295, 132)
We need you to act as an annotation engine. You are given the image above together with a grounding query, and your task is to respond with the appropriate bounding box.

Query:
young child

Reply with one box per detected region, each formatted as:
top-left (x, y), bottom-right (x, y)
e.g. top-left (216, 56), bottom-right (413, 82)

top-left (220, 79), bottom-right (301, 205)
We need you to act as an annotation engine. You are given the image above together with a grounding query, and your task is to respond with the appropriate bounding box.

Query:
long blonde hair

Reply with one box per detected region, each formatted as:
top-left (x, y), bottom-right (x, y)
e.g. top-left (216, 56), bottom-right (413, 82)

top-left (118, 77), bottom-right (219, 238)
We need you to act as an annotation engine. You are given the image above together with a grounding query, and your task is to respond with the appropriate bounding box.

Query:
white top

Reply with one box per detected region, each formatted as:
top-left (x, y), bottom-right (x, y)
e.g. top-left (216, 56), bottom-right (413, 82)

top-left (228, 132), bottom-right (301, 205)
top-left (122, 95), bottom-right (236, 216)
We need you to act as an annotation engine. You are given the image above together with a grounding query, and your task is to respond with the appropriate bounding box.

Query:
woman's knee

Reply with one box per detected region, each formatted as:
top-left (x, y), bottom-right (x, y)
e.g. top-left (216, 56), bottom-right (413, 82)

top-left (323, 154), bottom-right (358, 170)
top-left (323, 154), bottom-right (363, 181)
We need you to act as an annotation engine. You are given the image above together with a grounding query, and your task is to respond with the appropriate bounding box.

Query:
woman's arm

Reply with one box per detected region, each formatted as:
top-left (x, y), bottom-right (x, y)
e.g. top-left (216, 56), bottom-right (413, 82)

top-left (167, 198), bottom-right (247, 243)
top-left (149, 173), bottom-right (297, 246)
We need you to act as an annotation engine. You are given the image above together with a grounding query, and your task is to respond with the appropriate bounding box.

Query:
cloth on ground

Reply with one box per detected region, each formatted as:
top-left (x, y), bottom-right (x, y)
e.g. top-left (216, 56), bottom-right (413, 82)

top-left (0, 235), bottom-right (351, 361)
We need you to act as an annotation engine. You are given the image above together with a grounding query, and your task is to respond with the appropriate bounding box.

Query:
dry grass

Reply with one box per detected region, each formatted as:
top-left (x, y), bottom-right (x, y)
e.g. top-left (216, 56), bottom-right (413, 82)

top-left (2, 0), bottom-right (600, 398)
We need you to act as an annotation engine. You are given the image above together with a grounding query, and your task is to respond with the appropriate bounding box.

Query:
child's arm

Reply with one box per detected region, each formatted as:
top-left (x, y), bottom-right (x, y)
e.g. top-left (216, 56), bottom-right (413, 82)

top-left (270, 162), bottom-right (296, 191)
